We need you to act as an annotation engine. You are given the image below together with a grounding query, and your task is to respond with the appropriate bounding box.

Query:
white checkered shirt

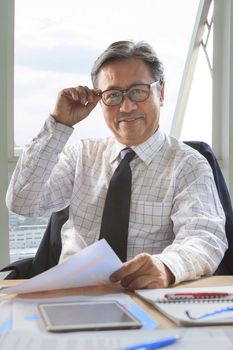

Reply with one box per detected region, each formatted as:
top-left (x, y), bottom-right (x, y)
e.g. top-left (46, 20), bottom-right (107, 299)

top-left (6, 116), bottom-right (227, 284)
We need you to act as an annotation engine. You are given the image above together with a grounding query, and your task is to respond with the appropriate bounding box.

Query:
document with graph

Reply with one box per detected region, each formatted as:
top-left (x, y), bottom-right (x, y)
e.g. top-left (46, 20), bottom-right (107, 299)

top-left (1, 239), bottom-right (122, 295)
top-left (135, 286), bottom-right (233, 326)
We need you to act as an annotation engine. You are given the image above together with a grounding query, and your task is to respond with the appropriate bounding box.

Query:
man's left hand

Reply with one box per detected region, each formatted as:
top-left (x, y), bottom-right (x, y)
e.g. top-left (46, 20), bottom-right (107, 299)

top-left (110, 253), bottom-right (175, 290)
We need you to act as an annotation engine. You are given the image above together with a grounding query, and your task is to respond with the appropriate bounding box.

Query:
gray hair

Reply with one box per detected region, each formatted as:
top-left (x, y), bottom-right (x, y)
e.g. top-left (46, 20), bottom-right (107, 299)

top-left (91, 40), bottom-right (165, 88)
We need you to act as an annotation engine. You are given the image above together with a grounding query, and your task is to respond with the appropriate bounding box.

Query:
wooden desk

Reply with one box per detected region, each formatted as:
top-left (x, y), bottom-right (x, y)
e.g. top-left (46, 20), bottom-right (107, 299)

top-left (1, 276), bottom-right (233, 329)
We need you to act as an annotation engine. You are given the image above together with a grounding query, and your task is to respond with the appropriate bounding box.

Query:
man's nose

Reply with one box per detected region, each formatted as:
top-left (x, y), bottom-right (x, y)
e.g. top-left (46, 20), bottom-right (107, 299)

top-left (119, 93), bottom-right (137, 113)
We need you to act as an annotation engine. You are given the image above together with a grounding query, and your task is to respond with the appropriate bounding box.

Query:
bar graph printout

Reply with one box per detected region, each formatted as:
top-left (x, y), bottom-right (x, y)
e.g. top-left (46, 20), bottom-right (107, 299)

top-left (1, 328), bottom-right (233, 350)
top-left (2, 239), bottom-right (122, 295)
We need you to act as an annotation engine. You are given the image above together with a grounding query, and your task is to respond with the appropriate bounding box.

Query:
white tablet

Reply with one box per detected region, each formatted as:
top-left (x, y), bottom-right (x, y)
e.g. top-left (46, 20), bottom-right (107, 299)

top-left (38, 300), bottom-right (142, 332)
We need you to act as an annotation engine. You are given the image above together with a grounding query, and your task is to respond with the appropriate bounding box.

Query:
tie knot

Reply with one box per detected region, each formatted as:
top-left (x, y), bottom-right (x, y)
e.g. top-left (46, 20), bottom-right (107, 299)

top-left (121, 148), bottom-right (136, 163)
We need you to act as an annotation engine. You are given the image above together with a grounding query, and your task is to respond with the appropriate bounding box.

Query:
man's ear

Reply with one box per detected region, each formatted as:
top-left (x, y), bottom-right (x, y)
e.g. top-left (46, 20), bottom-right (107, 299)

top-left (160, 82), bottom-right (165, 106)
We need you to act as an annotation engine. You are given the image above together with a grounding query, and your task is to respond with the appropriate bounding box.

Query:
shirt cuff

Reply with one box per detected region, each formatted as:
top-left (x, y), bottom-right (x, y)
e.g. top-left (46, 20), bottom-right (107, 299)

top-left (33, 115), bottom-right (74, 152)
top-left (48, 114), bottom-right (74, 137)
top-left (154, 252), bottom-right (197, 285)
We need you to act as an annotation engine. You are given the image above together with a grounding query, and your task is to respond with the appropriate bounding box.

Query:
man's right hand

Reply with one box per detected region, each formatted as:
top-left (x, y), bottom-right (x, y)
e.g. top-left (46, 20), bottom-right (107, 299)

top-left (51, 86), bottom-right (102, 127)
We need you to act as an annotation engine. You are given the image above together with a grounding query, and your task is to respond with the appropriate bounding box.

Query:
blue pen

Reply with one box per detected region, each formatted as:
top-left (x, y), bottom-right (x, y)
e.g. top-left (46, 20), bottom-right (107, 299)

top-left (124, 335), bottom-right (180, 350)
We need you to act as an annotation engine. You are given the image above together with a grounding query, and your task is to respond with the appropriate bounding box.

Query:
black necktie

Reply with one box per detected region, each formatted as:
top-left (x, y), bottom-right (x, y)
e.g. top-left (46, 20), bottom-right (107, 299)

top-left (99, 148), bottom-right (135, 261)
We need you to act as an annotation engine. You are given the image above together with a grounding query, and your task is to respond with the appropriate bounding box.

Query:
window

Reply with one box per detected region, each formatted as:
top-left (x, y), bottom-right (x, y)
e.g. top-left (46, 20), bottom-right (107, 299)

top-left (14, 0), bottom-right (200, 147)
top-left (180, 1), bottom-right (213, 144)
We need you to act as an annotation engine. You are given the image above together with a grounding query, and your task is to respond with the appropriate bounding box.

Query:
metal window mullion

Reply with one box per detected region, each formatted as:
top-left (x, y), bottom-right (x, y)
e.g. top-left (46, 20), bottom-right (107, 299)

top-left (201, 14), bottom-right (213, 76)
top-left (0, 0), bottom-right (14, 267)
top-left (170, 0), bottom-right (212, 139)
top-left (212, 0), bottom-right (233, 198)
top-left (201, 39), bottom-right (213, 76)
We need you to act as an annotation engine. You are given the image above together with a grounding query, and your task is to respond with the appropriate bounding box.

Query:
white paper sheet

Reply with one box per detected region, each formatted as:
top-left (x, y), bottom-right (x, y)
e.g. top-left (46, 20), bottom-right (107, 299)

top-left (0, 301), bottom-right (12, 335)
top-left (0, 284), bottom-right (8, 296)
top-left (3, 239), bottom-right (122, 295)
top-left (1, 328), bottom-right (233, 350)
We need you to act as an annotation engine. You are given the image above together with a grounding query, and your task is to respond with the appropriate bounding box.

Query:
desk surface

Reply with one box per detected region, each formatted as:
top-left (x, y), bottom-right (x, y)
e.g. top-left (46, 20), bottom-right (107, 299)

top-left (1, 275), bottom-right (233, 329)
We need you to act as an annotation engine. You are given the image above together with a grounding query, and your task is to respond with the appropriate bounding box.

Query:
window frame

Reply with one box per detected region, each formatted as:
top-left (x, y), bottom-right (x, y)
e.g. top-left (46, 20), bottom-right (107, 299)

top-left (0, 0), bottom-right (14, 266)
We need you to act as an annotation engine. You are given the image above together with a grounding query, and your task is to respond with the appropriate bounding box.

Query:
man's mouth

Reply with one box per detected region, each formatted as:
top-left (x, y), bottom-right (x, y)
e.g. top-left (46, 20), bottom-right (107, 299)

top-left (118, 115), bottom-right (144, 123)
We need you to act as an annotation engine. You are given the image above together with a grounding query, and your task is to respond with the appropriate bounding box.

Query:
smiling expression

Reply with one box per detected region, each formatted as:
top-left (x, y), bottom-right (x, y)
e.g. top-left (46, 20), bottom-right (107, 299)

top-left (96, 57), bottom-right (164, 146)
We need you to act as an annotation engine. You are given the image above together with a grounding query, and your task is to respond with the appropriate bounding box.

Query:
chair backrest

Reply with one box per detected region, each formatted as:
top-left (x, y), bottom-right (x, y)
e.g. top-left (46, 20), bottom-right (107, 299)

top-left (2, 141), bottom-right (232, 278)
top-left (29, 206), bottom-right (69, 276)
top-left (184, 141), bottom-right (233, 275)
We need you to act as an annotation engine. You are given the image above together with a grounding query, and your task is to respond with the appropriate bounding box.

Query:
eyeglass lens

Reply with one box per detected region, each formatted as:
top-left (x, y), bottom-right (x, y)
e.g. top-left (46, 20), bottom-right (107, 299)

top-left (102, 84), bottom-right (151, 106)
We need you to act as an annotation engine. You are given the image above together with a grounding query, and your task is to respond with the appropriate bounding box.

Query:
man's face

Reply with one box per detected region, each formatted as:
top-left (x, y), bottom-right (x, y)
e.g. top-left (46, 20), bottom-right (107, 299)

top-left (96, 57), bottom-right (164, 146)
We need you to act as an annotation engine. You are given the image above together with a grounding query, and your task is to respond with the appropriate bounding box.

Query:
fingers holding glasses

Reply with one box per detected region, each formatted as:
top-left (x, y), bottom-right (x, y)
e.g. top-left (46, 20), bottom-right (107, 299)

top-left (61, 86), bottom-right (101, 106)
top-left (52, 86), bottom-right (102, 127)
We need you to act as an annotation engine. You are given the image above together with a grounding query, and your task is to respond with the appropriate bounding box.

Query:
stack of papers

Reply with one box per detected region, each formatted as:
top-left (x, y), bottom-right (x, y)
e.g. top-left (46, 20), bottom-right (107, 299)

top-left (1, 328), bottom-right (233, 349)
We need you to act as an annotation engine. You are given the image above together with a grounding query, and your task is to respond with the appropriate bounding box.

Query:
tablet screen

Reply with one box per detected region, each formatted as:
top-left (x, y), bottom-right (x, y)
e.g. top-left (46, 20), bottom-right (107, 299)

top-left (38, 300), bottom-right (142, 331)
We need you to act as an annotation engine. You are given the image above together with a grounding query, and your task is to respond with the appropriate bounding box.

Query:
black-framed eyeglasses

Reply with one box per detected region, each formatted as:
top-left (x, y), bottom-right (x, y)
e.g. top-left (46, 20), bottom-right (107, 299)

top-left (100, 80), bottom-right (160, 106)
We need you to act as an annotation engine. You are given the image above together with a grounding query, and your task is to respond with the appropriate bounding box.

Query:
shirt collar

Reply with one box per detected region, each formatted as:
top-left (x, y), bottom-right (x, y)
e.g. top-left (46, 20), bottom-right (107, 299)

top-left (109, 127), bottom-right (166, 165)
top-left (109, 141), bottom-right (126, 163)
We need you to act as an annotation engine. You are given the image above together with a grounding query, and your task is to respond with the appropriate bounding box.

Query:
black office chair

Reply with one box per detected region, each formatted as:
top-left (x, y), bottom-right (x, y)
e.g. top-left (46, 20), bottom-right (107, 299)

top-left (184, 141), bottom-right (233, 275)
top-left (1, 141), bottom-right (233, 278)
